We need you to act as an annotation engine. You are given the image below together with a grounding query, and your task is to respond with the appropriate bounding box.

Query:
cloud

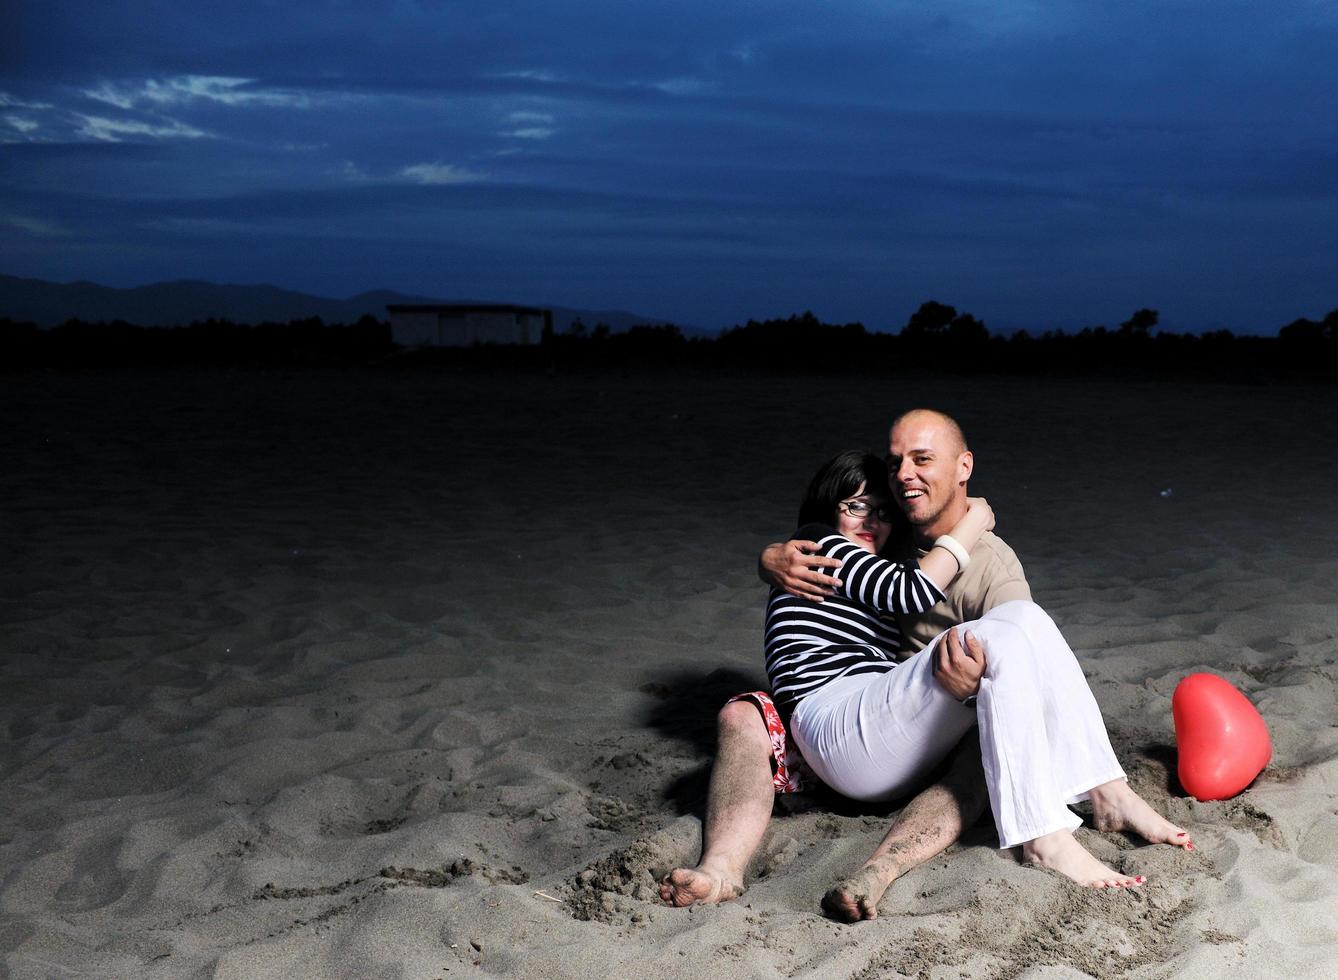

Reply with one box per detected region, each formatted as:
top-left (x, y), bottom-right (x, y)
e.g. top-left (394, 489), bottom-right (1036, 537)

top-left (4, 115), bottom-right (41, 134)
top-left (503, 127), bottom-right (554, 140)
top-left (0, 92), bottom-right (55, 110)
top-left (83, 76), bottom-right (313, 110)
top-left (491, 69), bottom-right (562, 83)
top-left (4, 213), bottom-right (71, 237)
top-left (729, 43), bottom-right (757, 65)
top-left (654, 77), bottom-right (708, 96)
top-left (81, 83), bottom-right (136, 110)
top-left (399, 162), bottom-right (485, 185)
top-left (75, 114), bottom-right (209, 142)
top-left (501, 110), bottom-right (555, 140)
top-left (333, 160), bottom-right (368, 181)
top-left (0, 92), bottom-right (60, 142)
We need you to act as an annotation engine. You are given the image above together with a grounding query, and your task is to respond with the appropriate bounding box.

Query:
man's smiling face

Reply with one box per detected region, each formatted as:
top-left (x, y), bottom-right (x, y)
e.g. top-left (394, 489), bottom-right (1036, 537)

top-left (886, 410), bottom-right (973, 534)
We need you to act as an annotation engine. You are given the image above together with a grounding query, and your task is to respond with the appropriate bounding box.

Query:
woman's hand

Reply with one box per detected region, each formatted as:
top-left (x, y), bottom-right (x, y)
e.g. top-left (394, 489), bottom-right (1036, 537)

top-left (965, 497), bottom-right (995, 533)
top-left (759, 540), bottom-right (844, 601)
top-left (942, 497), bottom-right (994, 555)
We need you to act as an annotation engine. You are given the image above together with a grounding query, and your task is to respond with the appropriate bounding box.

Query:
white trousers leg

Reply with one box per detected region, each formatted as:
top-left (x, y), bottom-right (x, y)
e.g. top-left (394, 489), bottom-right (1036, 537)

top-left (789, 600), bottom-right (1125, 848)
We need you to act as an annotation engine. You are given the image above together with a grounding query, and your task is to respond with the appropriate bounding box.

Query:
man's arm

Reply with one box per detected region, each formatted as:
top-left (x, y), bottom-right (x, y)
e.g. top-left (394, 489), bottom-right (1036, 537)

top-left (758, 540), bottom-right (844, 601)
top-left (931, 532), bottom-right (1028, 697)
top-left (982, 571), bottom-right (1031, 608)
top-left (974, 535), bottom-right (1031, 612)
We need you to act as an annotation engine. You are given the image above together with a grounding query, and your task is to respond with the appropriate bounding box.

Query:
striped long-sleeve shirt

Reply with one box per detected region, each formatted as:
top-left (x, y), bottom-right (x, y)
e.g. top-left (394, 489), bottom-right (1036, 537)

top-left (764, 524), bottom-right (946, 718)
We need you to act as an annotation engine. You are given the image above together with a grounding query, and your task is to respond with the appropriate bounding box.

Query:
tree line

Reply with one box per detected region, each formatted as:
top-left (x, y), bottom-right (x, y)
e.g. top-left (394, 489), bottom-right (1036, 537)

top-left (3, 303), bottom-right (1336, 381)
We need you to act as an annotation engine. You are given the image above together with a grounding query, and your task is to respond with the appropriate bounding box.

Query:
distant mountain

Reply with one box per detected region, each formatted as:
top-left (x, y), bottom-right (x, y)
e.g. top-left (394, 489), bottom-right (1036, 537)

top-left (0, 274), bottom-right (707, 336)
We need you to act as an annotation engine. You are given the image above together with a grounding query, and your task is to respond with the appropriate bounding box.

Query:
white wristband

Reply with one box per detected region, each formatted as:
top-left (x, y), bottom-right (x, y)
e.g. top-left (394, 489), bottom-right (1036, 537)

top-left (932, 534), bottom-right (971, 571)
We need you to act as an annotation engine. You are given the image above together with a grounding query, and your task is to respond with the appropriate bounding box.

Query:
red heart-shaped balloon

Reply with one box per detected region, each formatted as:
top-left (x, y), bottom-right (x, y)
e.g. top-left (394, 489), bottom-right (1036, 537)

top-left (1172, 673), bottom-right (1272, 801)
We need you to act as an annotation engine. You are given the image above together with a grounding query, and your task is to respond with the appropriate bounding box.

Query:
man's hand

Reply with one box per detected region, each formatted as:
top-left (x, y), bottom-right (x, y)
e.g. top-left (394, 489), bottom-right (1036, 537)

top-left (758, 540), bottom-right (844, 602)
top-left (933, 627), bottom-right (987, 700)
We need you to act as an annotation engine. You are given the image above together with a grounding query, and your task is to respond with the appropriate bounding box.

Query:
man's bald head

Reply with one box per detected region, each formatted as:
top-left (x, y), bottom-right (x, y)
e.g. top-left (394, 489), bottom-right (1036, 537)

top-left (886, 409), bottom-right (973, 540)
top-left (889, 409), bottom-right (969, 456)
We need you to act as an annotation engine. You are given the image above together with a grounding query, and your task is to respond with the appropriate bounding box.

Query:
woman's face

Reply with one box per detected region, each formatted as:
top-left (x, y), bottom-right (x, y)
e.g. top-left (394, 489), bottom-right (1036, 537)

top-left (835, 481), bottom-right (892, 554)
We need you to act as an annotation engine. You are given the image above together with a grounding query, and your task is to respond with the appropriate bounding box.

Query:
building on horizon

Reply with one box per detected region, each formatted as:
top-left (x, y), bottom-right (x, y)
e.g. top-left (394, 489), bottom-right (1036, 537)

top-left (386, 304), bottom-right (552, 347)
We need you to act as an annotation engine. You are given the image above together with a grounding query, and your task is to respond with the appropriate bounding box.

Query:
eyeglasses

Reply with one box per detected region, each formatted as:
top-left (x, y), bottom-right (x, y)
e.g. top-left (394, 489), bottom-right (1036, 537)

top-left (837, 499), bottom-right (894, 522)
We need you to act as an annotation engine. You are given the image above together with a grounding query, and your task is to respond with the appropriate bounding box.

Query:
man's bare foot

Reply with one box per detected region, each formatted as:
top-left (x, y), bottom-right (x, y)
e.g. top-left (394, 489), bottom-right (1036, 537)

top-left (1088, 779), bottom-right (1193, 850)
top-left (1022, 830), bottom-right (1145, 888)
top-left (821, 856), bottom-right (903, 921)
top-left (658, 867), bottom-right (743, 907)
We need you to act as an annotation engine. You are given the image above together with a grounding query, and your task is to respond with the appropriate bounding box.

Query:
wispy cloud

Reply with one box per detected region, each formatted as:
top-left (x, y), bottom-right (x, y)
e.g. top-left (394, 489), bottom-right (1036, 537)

top-left (4, 213), bottom-right (72, 237)
top-left (334, 160), bottom-right (370, 182)
top-left (0, 92), bottom-right (55, 110)
top-left (83, 75), bottom-right (313, 110)
top-left (492, 69), bottom-right (562, 83)
top-left (502, 110), bottom-right (555, 140)
top-left (4, 115), bottom-right (41, 134)
top-left (75, 114), bottom-right (209, 142)
top-left (730, 43), bottom-right (757, 65)
top-left (655, 78), bottom-right (708, 96)
top-left (503, 127), bottom-right (555, 140)
top-left (1, 92), bottom-right (58, 142)
top-left (399, 162), bottom-right (486, 185)
top-left (82, 83), bottom-right (137, 110)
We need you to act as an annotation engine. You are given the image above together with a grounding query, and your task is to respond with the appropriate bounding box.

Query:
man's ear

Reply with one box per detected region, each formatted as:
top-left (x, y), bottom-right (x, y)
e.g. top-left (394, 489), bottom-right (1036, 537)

top-left (958, 450), bottom-right (974, 484)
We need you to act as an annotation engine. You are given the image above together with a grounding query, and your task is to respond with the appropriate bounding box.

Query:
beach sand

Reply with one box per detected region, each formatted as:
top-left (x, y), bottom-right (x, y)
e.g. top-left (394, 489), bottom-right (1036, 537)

top-left (3, 370), bottom-right (1337, 978)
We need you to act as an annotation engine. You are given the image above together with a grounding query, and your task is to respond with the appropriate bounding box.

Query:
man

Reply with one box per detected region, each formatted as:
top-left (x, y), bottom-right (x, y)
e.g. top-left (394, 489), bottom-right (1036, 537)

top-left (660, 409), bottom-right (1031, 920)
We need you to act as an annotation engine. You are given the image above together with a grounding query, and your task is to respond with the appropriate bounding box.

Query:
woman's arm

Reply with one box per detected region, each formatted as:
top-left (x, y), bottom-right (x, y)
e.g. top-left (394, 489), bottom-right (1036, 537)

top-left (916, 497), bottom-right (994, 591)
top-left (794, 523), bottom-right (946, 615)
top-left (792, 498), bottom-right (996, 614)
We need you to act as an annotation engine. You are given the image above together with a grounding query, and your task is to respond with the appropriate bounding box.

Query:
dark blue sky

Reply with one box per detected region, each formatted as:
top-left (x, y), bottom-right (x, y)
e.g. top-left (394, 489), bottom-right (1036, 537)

top-left (3, 1), bottom-right (1335, 332)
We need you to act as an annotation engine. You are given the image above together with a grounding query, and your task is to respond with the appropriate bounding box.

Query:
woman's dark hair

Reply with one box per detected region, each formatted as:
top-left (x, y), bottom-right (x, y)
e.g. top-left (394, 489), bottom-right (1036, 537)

top-left (796, 450), bottom-right (894, 527)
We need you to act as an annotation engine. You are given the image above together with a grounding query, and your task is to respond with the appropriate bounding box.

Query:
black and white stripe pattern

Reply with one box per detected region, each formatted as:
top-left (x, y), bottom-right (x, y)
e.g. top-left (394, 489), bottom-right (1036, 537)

top-left (765, 525), bottom-right (946, 717)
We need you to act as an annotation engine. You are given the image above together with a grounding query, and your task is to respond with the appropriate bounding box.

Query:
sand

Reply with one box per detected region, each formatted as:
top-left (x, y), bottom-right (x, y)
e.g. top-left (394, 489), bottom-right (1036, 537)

top-left (2, 369), bottom-right (1337, 979)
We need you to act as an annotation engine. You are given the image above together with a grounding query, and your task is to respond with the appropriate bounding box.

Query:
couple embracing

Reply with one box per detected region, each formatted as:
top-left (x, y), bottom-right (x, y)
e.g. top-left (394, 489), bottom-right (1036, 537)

top-left (662, 409), bottom-right (1191, 921)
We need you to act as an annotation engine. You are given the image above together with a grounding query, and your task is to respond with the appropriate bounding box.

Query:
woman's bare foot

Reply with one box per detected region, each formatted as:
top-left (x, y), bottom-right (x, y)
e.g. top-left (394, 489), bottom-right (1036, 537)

top-left (1022, 830), bottom-right (1145, 888)
top-left (821, 855), bottom-right (904, 921)
top-left (658, 866), bottom-right (744, 907)
top-left (1088, 779), bottom-right (1193, 850)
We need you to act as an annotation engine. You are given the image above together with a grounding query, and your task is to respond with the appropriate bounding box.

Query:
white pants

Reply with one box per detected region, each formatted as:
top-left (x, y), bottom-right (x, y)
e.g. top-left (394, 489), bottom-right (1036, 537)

top-left (789, 600), bottom-right (1125, 848)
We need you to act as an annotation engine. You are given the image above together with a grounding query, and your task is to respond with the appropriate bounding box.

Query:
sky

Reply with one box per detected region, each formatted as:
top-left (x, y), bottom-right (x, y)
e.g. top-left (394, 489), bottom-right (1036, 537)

top-left (2, 1), bottom-right (1336, 333)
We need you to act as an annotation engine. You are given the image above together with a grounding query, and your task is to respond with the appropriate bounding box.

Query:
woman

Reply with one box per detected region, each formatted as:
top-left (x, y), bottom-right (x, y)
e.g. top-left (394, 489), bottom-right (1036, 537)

top-left (768, 450), bottom-right (1190, 888)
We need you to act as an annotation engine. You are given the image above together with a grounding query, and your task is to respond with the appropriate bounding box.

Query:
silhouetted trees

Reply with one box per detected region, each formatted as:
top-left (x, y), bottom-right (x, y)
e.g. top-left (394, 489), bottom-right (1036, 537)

top-left (1120, 308), bottom-right (1159, 337)
top-left (713, 312), bottom-right (876, 370)
top-left (894, 301), bottom-right (999, 371)
top-left (1279, 309), bottom-right (1338, 345)
top-left (902, 301), bottom-right (957, 337)
top-left (2, 304), bottom-right (1336, 381)
top-left (900, 301), bottom-right (990, 344)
